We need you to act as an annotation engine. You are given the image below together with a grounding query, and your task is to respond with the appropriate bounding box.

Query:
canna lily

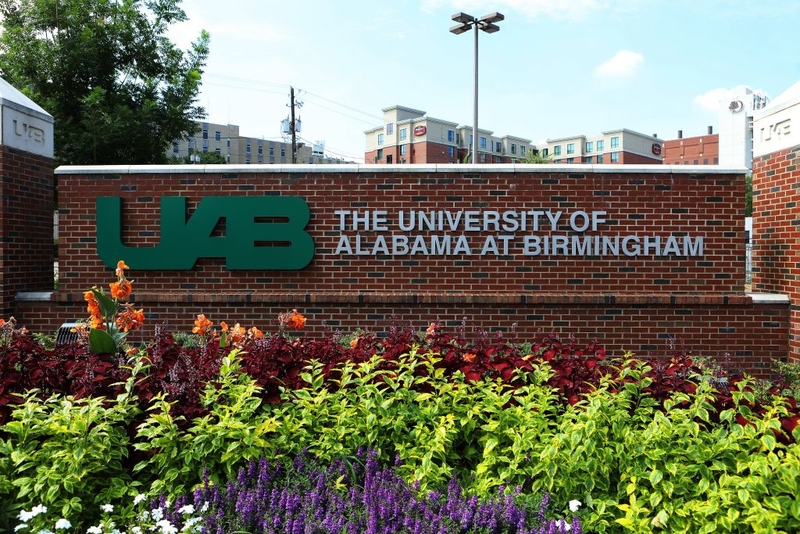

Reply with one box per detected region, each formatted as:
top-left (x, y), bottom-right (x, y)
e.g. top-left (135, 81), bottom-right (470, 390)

top-left (193, 314), bottom-right (214, 336)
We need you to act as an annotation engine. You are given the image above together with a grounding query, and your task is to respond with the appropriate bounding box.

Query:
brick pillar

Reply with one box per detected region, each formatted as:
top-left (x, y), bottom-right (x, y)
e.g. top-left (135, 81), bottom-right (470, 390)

top-left (0, 77), bottom-right (55, 316)
top-left (751, 88), bottom-right (800, 361)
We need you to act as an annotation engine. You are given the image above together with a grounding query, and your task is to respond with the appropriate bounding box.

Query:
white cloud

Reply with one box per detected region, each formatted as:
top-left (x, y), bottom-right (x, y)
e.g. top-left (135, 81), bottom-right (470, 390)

top-left (693, 87), bottom-right (734, 111)
top-left (593, 50), bottom-right (644, 77)
top-left (421, 0), bottom-right (638, 21)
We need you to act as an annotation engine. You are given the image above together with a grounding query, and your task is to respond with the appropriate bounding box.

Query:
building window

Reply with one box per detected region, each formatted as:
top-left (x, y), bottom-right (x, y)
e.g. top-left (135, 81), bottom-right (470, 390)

top-left (583, 157), bottom-right (592, 163)
top-left (596, 140), bottom-right (604, 151)
top-left (511, 143), bottom-right (517, 155)
top-left (202, 128), bottom-right (208, 140)
top-left (496, 143), bottom-right (501, 153)
top-left (480, 153), bottom-right (486, 162)
top-left (386, 123), bottom-right (394, 135)
top-left (610, 152), bottom-right (619, 163)
top-left (245, 156), bottom-right (250, 164)
top-left (258, 144), bottom-right (263, 155)
top-left (400, 128), bottom-right (407, 141)
top-left (448, 146), bottom-right (455, 158)
top-left (447, 130), bottom-right (455, 143)
top-left (610, 136), bottom-right (619, 148)
top-left (172, 141), bottom-right (179, 154)
top-left (567, 157), bottom-right (574, 163)
top-left (215, 131), bottom-right (221, 141)
top-left (521, 146), bottom-right (526, 156)
top-left (553, 145), bottom-right (562, 155)
top-left (597, 154), bottom-right (604, 163)
top-left (215, 148), bottom-right (221, 155)
top-left (469, 134), bottom-right (473, 146)
top-left (542, 148), bottom-right (548, 156)
top-left (400, 145), bottom-right (407, 156)
top-left (376, 149), bottom-right (383, 160)
top-left (280, 147), bottom-right (285, 157)
top-left (480, 137), bottom-right (487, 149)
top-left (246, 143), bottom-right (251, 154)
top-left (377, 133), bottom-right (384, 146)
top-left (269, 146), bottom-right (274, 156)
top-left (585, 141), bottom-right (593, 153)
top-left (567, 143), bottom-right (574, 154)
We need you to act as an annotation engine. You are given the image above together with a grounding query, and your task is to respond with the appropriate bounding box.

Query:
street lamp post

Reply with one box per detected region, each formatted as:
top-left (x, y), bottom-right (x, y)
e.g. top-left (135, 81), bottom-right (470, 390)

top-left (450, 11), bottom-right (504, 164)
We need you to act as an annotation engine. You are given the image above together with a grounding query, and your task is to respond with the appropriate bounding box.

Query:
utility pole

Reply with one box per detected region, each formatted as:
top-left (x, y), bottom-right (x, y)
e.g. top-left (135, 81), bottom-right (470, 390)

top-left (290, 86), bottom-right (297, 164)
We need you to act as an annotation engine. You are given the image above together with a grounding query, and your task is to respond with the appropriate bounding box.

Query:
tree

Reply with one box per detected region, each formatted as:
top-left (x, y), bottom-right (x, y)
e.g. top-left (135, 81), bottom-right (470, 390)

top-left (0, 0), bottom-right (209, 165)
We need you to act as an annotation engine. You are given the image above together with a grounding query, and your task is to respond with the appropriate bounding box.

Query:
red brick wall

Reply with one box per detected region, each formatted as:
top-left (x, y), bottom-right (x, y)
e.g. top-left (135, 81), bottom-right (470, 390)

top-left (8, 165), bottom-right (788, 377)
top-left (618, 151), bottom-right (664, 164)
top-left (54, 168), bottom-right (746, 295)
top-left (752, 144), bottom-right (800, 359)
top-left (0, 146), bottom-right (55, 315)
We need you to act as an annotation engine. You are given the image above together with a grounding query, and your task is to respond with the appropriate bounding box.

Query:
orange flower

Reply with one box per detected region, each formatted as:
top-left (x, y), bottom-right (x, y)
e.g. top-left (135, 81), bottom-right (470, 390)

top-left (247, 326), bottom-right (264, 340)
top-left (115, 260), bottom-right (130, 279)
top-left (116, 307), bottom-right (145, 332)
top-left (286, 311), bottom-right (306, 330)
top-left (350, 338), bottom-right (358, 348)
top-left (109, 279), bottom-right (132, 300)
top-left (193, 314), bottom-right (213, 335)
top-left (464, 352), bottom-right (477, 362)
top-left (426, 322), bottom-right (437, 336)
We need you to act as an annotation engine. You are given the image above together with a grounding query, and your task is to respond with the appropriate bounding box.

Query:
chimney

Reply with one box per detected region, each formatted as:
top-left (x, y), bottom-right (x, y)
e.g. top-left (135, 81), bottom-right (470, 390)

top-left (678, 130), bottom-right (683, 139)
top-left (708, 125), bottom-right (713, 135)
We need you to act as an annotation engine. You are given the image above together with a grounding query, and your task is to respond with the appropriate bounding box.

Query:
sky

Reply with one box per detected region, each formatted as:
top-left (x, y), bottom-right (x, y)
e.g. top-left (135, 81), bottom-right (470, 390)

top-left (169, 0), bottom-right (800, 163)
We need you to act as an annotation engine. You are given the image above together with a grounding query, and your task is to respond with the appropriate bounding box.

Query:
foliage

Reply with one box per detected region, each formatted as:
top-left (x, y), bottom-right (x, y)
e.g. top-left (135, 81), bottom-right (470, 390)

top-left (167, 151), bottom-right (228, 164)
top-left (524, 149), bottom-right (554, 164)
top-left (0, 0), bottom-right (210, 165)
top-left (76, 260), bottom-right (145, 355)
top-left (1, 384), bottom-right (142, 531)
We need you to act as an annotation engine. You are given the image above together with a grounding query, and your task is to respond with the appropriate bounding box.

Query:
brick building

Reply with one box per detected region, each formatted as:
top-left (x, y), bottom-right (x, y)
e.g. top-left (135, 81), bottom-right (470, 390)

top-left (662, 127), bottom-right (719, 166)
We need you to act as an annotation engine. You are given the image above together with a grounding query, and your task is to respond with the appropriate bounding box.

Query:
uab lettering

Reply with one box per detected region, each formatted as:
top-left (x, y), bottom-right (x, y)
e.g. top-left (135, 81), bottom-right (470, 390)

top-left (96, 196), bottom-right (314, 270)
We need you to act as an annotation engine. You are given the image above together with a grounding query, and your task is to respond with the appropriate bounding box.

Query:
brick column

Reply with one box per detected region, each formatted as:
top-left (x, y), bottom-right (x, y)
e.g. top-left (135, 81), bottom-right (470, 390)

top-left (752, 89), bottom-right (800, 361)
top-left (0, 77), bottom-right (55, 316)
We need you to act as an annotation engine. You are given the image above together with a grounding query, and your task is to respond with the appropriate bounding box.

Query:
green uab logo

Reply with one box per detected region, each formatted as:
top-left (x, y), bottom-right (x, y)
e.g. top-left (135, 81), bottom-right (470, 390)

top-left (96, 196), bottom-right (314, 270)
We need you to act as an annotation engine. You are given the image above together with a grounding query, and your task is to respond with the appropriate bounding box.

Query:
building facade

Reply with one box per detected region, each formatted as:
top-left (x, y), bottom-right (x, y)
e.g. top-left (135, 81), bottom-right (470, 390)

top-left (364, 106), bottom-right (534, 164)
top-left (540, 129), bottom-right (664, 165)
top-left (168, 121), bottom-right (348, 164)
top-left (662, 127), bottom-right (719, 166)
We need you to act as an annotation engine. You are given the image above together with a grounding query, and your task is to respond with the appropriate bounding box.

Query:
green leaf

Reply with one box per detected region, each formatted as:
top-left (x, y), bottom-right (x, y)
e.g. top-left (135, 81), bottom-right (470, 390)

top-left (91, 287), bottom-right (118, 319)
top-left (89, 328), bottom-right (118, 354)
top-left (649, 469), bottom-right (663, 486)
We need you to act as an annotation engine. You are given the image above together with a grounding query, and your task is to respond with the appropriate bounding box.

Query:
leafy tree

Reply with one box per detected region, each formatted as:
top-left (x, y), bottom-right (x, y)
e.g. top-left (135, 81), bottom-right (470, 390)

top-left (0, 0), bottom-right (210, 165)
top-left (745, 174), bottom-right (753, 216)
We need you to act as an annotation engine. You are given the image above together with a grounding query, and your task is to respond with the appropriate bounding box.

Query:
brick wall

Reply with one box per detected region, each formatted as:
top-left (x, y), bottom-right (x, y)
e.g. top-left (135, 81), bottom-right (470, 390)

top-left (7, 164), bottom-right (790, 377)
top-left (0, 146), bottom-right (55, 315)
top-left (752, 144), bottom-right (800, 358)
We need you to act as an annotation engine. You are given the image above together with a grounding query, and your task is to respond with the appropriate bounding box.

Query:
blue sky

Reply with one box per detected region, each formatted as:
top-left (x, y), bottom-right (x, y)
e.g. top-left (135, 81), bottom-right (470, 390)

top-left (170, 0), bottom-right (800, 162)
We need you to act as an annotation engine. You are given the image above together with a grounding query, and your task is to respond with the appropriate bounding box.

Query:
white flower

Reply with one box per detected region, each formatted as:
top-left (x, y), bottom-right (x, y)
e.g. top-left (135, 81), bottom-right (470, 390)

top-left (199, 502), bottom-right (209, 514)
top-left (150, 508), bottom-right (164, 522)
top-left (569, 499), bottom-right (582, 512)
top-left (54, 519), bottom-right (72, 530)
top-left (556, 519), bottom-right (572, 532)
top-left (36, 529), bottom-right (54, 534)
top-left (133, 493), bottom-right (147, 506)
top-left (86, 527), bottom-right (103, 534)
top-left (14, 524), bottom-right (28, 532)
top-left (101, 504), bottom-right (114, 513)
top-left (177, 504), bottom-right (194, 515)
top-left (155, 520), bottom-right (178, 534)
top-left (19, 505), bottom-right (48, 522)
top-left (131, 527), bottom-right (142, 534)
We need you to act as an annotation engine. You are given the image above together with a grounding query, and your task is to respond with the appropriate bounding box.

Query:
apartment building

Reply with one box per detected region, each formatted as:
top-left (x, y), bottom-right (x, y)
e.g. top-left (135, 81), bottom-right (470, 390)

top-left (364, 106), bottom-right (534, 164)
top-left (168, 121), bottom-right (348, 164)
top-left (540, 129), bottom-right (664, 165)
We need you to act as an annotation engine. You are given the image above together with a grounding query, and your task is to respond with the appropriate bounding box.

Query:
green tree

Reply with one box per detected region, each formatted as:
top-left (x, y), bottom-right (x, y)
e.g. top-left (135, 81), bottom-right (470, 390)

top-left (0, 0), bottom-right (209, 165)
top-left (745, 174), bottom-right (753, 216)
